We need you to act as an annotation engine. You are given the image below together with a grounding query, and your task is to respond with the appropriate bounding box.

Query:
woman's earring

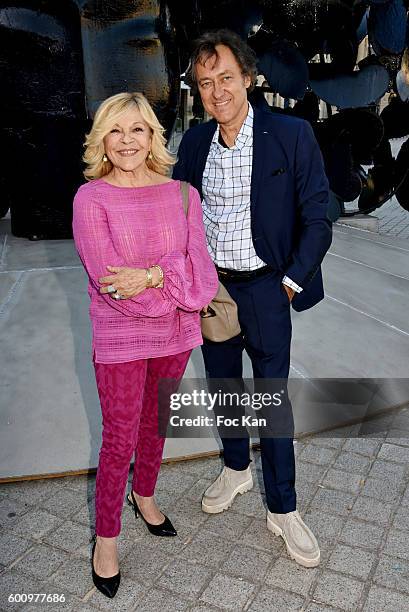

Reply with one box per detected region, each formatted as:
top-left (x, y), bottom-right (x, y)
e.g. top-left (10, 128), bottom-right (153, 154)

top-left (148, 152), bottom-right (153, 160)
top-left (103, 154), bottom-right (108, 162)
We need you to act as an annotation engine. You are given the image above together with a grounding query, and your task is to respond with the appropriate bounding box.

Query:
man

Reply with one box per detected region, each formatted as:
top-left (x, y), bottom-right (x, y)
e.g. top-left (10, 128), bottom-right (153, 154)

top-left (173, 29), bottom-right (332, 568)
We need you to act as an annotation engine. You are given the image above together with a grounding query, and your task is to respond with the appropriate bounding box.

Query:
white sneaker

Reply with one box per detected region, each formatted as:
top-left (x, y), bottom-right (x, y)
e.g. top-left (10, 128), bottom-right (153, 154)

top-left (202, 466), bottom-right (253, 514)
top-left (267, 510), bottom-right (320, 568)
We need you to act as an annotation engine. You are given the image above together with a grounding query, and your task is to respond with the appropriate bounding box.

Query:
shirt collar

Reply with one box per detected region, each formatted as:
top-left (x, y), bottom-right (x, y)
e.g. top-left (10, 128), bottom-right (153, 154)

top-left (211, 103), bottom-right (253, 151)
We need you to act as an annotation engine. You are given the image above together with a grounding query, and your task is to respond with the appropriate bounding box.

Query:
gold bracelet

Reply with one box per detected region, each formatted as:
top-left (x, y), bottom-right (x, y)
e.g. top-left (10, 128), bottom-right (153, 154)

top-left (150, 264), bottom-right (164, 288)
top-left (145, 268), bottom-right (153, 288)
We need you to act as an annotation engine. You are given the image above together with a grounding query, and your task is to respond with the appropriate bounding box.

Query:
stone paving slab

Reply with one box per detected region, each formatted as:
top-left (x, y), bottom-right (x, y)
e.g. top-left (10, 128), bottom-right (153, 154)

top-left (330, 224), bottom-right (409, 275)
top-left (0, 416), bottom-right (409, 612)
top-left (376, 196), bottom-right (409, 240)
top-left (323, 247), bottom-right (409, 333)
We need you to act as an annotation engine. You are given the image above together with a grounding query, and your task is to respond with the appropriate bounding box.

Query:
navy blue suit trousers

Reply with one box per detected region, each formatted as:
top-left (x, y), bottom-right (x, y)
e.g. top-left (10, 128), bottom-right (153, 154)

top-left (201, 271), bottom-right (297, 514)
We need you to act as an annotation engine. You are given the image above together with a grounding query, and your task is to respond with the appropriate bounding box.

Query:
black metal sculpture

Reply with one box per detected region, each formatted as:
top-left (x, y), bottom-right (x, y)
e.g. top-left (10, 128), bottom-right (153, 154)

top-left (0, 0), bottom-right (408, 238)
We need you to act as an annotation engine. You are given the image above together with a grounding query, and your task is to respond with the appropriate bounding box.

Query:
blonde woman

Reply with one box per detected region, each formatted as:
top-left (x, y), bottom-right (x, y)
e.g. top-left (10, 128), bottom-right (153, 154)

top-left (72, 92), bottom-right (218, 599)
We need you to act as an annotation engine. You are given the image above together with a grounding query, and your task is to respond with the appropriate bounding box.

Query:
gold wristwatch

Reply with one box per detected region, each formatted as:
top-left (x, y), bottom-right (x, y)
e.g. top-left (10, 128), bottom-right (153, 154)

top-left (150, 265), bottom-right (164, 288)
top-left (145, 268), bottom-right (153, 288)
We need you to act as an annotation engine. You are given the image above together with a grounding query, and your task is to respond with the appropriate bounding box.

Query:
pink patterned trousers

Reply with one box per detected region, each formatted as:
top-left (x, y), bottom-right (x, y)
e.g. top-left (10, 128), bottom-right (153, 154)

top-left (93, 350), bottom-right (191, 537)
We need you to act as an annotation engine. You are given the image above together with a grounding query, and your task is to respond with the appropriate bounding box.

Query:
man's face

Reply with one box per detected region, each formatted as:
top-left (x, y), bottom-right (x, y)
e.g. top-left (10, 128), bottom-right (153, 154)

top-left (195, 44), bottom-right (251, 126)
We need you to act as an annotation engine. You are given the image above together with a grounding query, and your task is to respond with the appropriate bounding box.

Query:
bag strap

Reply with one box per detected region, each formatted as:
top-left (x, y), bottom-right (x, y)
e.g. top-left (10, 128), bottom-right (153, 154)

top-left (180, 181), bottom-right (189, 216)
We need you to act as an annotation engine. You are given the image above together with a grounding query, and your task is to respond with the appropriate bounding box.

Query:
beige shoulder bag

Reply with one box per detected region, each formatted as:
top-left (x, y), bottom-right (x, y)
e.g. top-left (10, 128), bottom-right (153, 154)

top-left (180, 181), bottom-right (241, 342)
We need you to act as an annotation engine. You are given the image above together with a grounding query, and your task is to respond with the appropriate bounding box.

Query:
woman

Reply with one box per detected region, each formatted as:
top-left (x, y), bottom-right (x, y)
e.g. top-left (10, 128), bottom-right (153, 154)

top-left (72, 92), bottom-right (218, 599)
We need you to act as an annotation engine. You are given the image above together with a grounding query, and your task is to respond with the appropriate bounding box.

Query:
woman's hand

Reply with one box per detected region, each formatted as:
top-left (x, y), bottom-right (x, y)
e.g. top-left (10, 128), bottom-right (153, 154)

top-left (99, 266), bottom-right (148, 298)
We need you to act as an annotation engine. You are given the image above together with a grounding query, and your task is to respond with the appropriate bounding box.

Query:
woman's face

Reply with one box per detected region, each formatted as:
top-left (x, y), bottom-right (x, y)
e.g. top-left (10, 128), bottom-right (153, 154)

top-left (103, 108), bottom-right (152, 173)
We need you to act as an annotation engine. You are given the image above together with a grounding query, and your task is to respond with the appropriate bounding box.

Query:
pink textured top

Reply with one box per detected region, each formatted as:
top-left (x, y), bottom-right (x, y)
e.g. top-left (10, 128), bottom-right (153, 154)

top-left (72, 179), bottom-right (218, 363)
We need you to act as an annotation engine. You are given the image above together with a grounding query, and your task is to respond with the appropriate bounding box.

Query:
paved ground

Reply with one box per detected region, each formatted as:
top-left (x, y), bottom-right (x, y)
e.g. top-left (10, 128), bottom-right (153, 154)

top-left (373, 137), bottom-right (409, 240)
top-left (376, 196), bottom-right (409, 240)
top-left (1, 408), bottom-right (409, 612)
top-left (343, 190), bottom-right (409, 241)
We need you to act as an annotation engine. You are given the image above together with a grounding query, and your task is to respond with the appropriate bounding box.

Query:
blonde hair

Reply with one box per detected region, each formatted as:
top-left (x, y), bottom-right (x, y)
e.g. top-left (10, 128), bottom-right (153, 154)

top-left (83, 92), bottom-right (175, 181)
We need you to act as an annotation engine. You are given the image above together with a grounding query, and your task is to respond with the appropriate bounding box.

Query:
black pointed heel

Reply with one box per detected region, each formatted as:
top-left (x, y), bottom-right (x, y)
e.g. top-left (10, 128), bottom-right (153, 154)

top-left (127, 490), bottom-right (177, 537)
top-left (91, 535), bottom-right (121, 599)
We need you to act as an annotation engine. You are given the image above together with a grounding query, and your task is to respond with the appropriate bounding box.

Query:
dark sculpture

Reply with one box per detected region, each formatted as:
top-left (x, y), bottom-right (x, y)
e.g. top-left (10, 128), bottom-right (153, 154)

top-left (0, 0), bottom-right (408, 238)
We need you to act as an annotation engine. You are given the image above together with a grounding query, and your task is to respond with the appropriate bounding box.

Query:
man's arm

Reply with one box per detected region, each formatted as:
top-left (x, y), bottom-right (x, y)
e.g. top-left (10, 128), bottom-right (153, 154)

top-left (283, 120), bottom-right (332, 289)
top-left (282, 276), bottom-right (302, 302)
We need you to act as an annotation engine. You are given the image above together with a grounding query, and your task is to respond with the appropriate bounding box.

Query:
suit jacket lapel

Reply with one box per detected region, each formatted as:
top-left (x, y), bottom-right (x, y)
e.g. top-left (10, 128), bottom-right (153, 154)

top-left (196, 120), bottom-right (217, 198)
top-left (251, 108), bottom-right (268, 209)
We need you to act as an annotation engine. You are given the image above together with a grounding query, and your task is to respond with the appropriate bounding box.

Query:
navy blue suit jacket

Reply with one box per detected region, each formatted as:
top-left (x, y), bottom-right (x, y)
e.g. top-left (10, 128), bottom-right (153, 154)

top-left (173, 108), bottom-right (332, 312)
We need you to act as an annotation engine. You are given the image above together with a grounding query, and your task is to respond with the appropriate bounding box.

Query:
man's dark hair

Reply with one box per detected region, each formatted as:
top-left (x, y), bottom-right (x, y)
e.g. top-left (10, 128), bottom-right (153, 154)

top-left (184, 29), bottom-right (258, 93)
